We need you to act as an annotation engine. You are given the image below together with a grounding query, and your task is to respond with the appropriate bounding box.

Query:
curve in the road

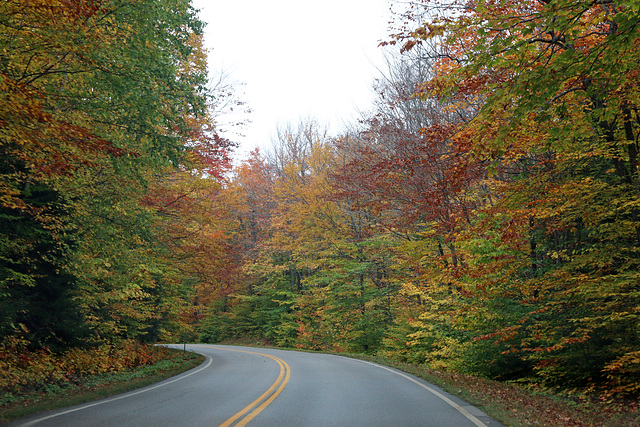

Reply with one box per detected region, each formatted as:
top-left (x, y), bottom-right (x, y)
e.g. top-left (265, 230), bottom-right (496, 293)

top-left (207, 347), bottom-right (290, 427)
top-left (13, 344), bottom-right (502, 427)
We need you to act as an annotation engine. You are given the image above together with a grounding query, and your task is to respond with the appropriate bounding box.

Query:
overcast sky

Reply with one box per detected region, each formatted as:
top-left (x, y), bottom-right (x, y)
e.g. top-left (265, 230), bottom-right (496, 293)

top-left (191, 0), bottom-right (395, 158)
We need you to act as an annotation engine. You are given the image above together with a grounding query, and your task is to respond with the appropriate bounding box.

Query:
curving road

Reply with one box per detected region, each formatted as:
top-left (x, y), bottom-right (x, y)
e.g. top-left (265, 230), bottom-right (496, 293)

top-left (13, 344), bottom-right (503, 426)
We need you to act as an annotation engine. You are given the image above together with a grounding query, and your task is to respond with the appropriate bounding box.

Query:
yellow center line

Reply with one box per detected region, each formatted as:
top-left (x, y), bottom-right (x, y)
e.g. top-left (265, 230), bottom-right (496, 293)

top-left (203, 347), bottom-right (290, 427)
top-left (236, 356), bottom-right (291, 427)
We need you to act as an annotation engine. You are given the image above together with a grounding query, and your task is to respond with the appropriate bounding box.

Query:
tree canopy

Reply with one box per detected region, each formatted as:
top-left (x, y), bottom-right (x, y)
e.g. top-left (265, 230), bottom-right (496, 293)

top-left (0, 0), bottom-right (232, 348)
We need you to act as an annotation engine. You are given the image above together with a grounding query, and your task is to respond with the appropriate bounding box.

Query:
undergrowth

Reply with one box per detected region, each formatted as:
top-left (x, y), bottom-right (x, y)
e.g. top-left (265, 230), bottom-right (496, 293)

top-left (0, 339), bottom-right (203, 422)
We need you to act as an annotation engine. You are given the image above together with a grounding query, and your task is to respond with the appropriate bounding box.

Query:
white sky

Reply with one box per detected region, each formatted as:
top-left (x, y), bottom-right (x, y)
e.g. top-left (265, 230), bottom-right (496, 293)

top-left (191, 0), bottom-right (395, 158)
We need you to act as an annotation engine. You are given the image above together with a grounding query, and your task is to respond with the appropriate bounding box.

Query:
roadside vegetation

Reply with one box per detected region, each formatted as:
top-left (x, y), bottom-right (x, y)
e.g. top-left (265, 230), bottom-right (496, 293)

top-left (0, 342), bottom-right (202, 423)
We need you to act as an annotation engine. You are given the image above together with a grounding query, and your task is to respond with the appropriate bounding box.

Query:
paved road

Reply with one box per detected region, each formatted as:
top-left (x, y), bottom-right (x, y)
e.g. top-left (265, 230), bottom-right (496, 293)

top-left (13, 344), bottom-right (503, 426)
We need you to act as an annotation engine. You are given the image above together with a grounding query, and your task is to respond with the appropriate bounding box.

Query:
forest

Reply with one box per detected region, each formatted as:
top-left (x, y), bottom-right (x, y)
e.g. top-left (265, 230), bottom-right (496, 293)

top-left (1, 0), bottom-right (639, 401)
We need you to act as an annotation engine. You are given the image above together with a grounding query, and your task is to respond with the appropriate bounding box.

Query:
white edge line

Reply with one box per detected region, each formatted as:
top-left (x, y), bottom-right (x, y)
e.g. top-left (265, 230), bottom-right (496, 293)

top-left (354, 359), bottom-right (487, 427)
top-left (19, 351), bottom-right (213, 426)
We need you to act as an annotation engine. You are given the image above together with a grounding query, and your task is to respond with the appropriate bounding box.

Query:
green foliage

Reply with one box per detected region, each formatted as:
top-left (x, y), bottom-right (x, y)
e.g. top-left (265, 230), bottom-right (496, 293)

top-left (0, 173), bottom-right (88, 349)
top-left (0, 0), bottom-right (222, 350)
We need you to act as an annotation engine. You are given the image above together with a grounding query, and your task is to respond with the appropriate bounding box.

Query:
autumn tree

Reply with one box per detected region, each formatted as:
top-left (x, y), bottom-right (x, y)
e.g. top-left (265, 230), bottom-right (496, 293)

top-left (389, 0), bottom-right (640, 395)
top-left (0, 0), bottom-right (219, 348)
top-left (196, 119), bottom-right (398, 352)
top-left (195, 148), bottom-right (278, 342)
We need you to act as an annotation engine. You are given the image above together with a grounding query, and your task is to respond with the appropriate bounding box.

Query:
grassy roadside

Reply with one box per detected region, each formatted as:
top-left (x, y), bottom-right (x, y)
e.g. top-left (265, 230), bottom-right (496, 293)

top-left (0, 348), bottom-right (204, 424)
top-left (218, 338), bottom-right (639, 426)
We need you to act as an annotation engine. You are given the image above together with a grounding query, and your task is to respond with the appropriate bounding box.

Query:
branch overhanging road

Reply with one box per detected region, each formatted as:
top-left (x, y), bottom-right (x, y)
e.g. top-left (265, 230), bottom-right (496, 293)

top-left (13, 344), bottom-right (504, 427)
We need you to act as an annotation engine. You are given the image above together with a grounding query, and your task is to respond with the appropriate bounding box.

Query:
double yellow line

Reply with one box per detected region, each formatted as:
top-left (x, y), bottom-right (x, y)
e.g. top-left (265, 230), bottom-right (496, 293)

top-left (218, 348), bottom-right (291, 427)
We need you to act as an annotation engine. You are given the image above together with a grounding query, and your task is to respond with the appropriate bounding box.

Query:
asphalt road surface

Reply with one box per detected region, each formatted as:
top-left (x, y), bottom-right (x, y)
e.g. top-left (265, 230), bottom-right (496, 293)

top-left (13, 344), bottom-right (503, 426)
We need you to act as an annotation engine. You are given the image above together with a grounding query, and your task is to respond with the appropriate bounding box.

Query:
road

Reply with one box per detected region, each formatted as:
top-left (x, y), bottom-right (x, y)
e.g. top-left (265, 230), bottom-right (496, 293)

top-left (13, 344), bottom-right (503, 426)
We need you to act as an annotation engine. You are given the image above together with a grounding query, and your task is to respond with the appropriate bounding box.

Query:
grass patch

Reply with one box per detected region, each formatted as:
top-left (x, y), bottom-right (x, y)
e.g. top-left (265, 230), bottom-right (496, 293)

top-left (0, 348), bottom-right (204, 423)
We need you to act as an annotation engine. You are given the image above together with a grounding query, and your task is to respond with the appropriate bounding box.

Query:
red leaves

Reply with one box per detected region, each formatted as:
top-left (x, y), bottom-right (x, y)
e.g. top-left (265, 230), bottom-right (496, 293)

top-left (0, 338), bottom-right (178, 392)
top-left (474, 325), bottom-right (521, 343)
top-left (333, 118), bottom-right (482, 237)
